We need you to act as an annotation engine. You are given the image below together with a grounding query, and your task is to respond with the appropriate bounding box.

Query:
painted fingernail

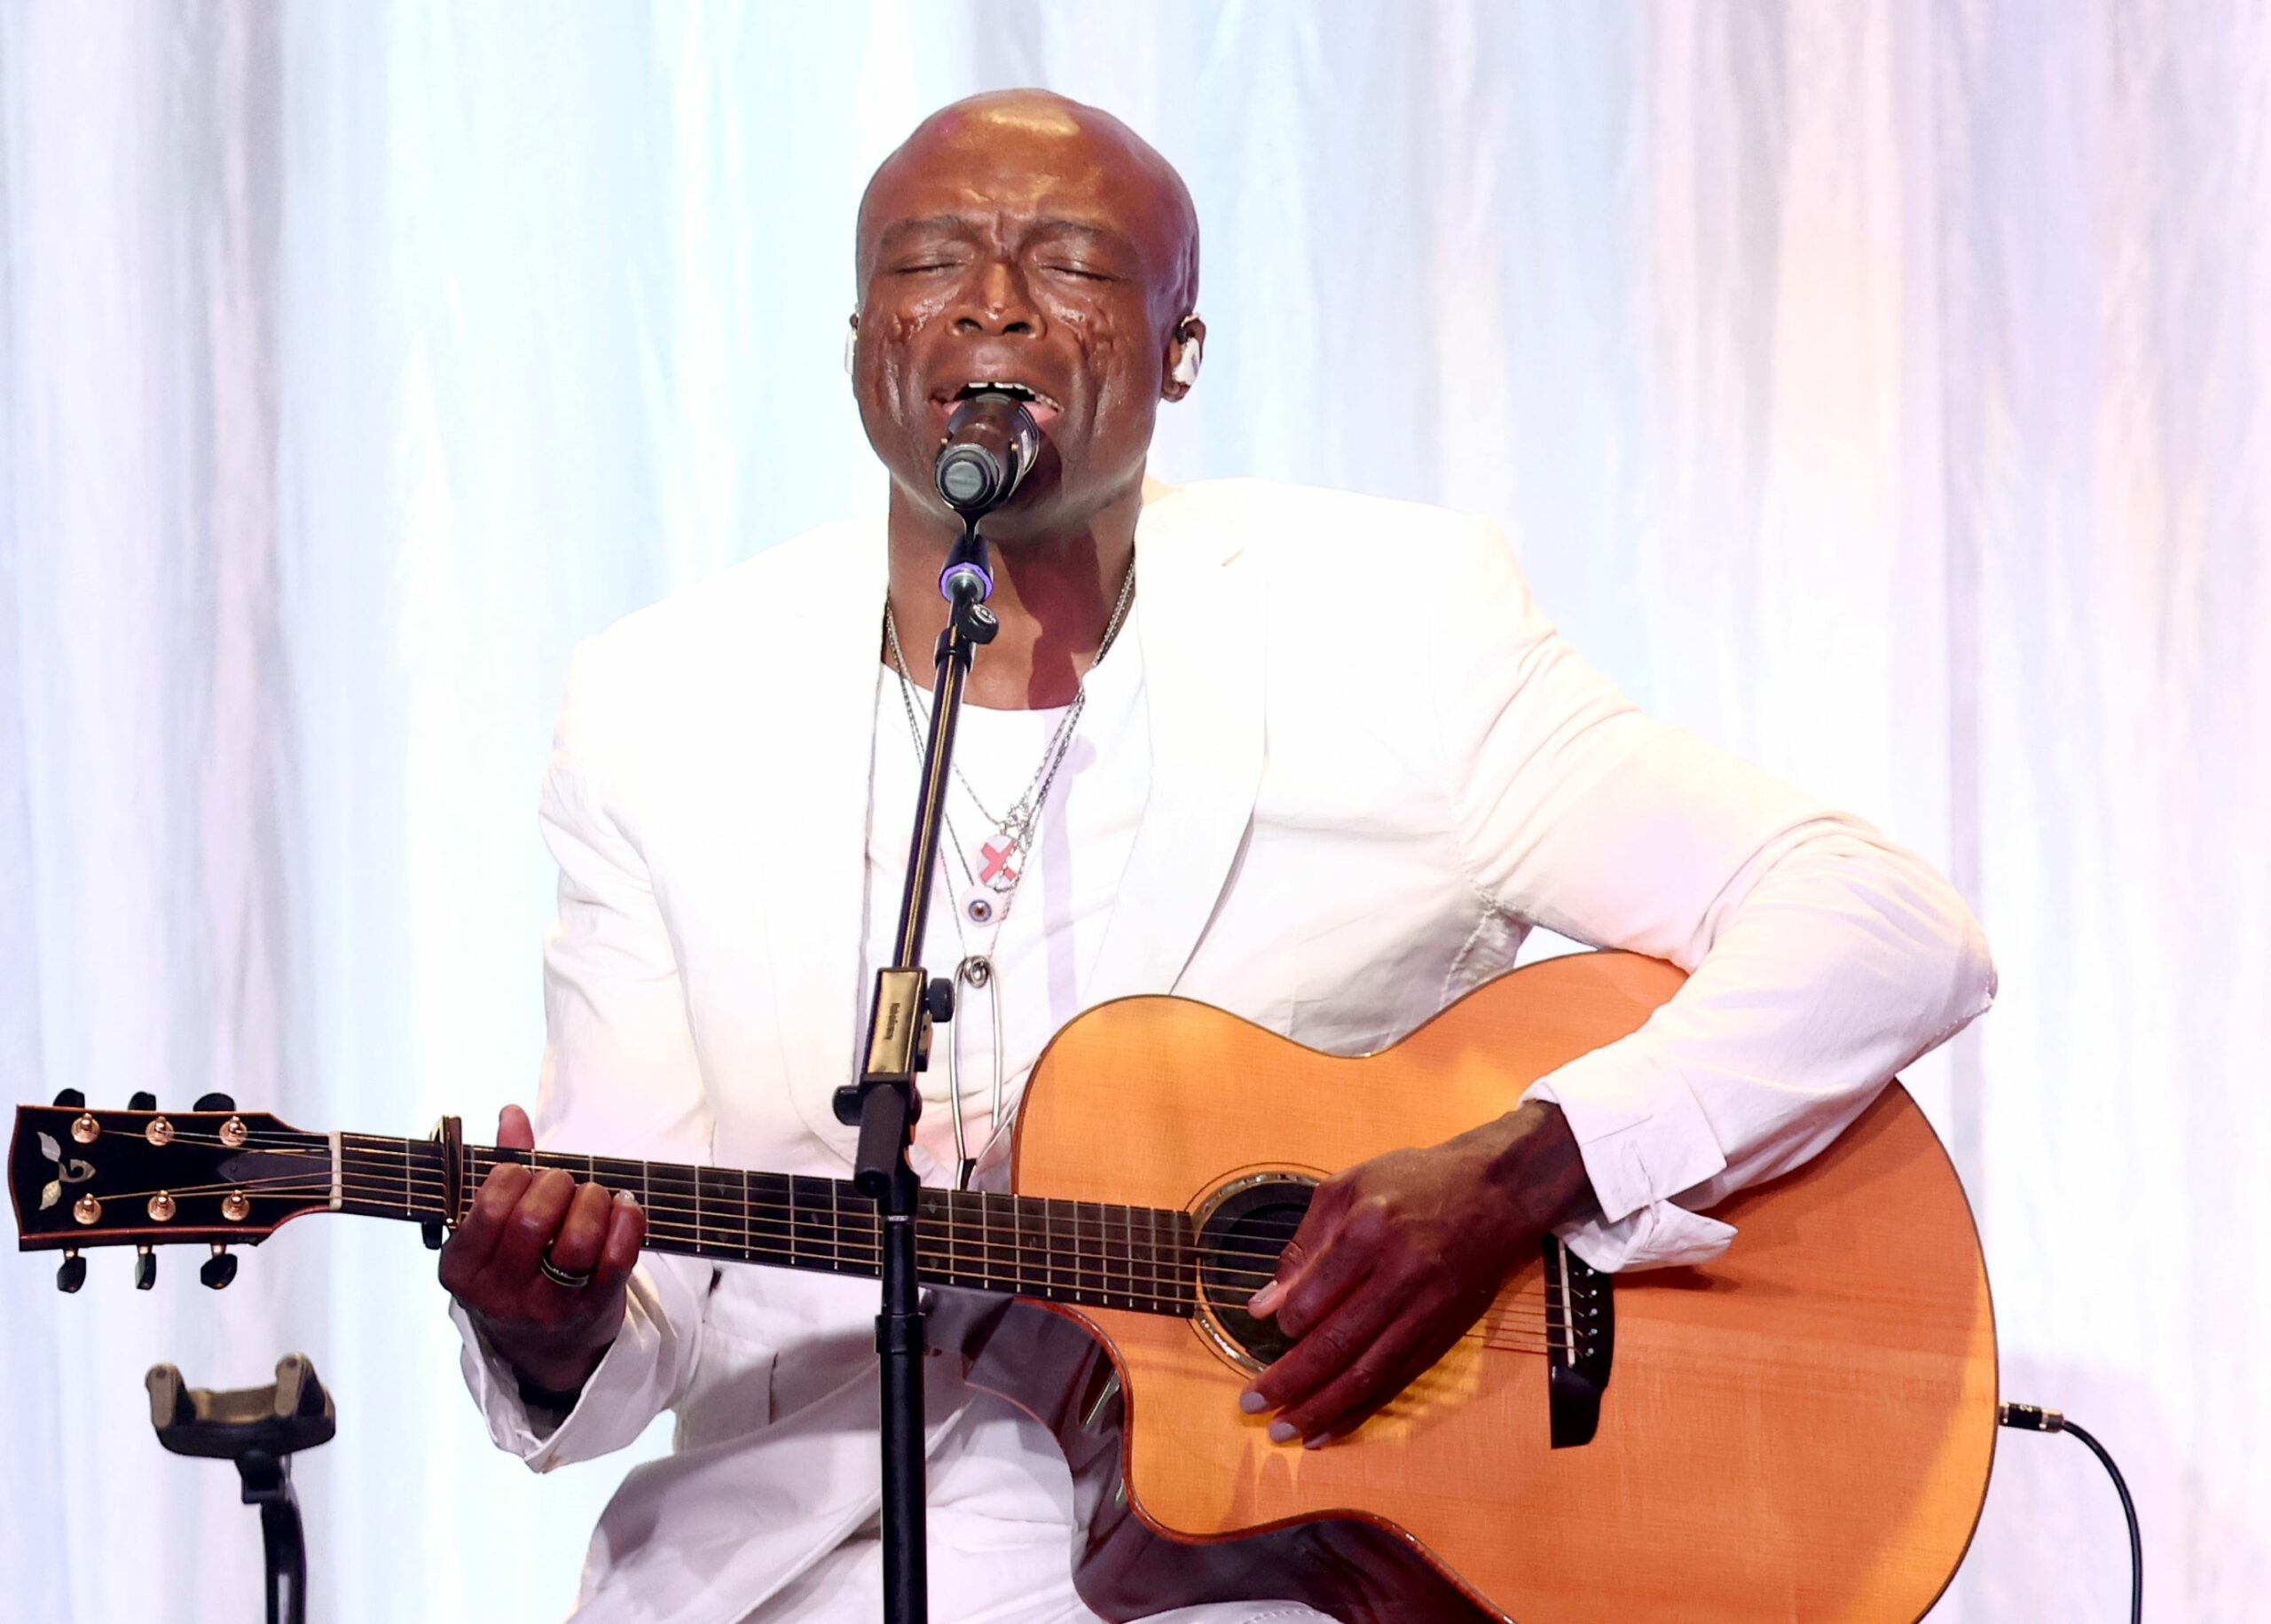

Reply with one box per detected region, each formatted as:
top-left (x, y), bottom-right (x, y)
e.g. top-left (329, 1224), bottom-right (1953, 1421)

top-left (1238, 1388), bottom-right (1266, 1414)
top-left (1248, 1281), bottom-right (1283, 1314)
top-left (1303, 1432), bottom-right (1333, 1450)
top-left (1268, 1420), bottom-right (1297, 1444)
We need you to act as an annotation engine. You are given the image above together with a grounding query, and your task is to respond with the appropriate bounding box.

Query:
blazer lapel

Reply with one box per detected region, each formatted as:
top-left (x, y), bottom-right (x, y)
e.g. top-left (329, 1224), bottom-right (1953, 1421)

top-left (1083, 485), bottom-right (1266, 1006)
top-left (753, 489), bottom-right (1266, 1158)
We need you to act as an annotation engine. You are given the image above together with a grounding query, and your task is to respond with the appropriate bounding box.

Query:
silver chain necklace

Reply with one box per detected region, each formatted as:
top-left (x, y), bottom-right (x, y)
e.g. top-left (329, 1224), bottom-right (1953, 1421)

top-left (878, 557), bottom-right (1136, 1184)
top-left (883, 558), bottom-right (1136, 929)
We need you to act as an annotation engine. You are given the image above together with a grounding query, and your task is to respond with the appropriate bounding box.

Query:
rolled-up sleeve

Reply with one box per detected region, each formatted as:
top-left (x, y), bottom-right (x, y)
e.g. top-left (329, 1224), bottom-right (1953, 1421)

top-left (1431, 522), bottom-right (1995, 1272)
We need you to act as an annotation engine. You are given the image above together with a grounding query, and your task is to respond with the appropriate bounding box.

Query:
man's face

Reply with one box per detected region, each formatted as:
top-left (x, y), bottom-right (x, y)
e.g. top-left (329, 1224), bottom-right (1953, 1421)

top-left (852, 99), bottom-right (1195, 540)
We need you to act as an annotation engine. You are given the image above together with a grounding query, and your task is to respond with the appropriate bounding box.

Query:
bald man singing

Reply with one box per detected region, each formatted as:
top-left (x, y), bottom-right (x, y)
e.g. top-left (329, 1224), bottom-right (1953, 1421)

top-left (440, 91), bottom-right (1993, 1622)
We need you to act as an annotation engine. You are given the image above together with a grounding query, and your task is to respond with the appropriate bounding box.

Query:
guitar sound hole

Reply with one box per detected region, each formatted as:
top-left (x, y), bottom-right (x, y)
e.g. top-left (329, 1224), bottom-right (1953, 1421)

top-left (1195, 1176), bottom-right (1318, 1371)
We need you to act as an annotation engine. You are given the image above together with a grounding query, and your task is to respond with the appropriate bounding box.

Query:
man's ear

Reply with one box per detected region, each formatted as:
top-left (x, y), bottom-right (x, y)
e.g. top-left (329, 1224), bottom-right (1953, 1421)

top-left (1163, 315), bottom-right (1206, 400)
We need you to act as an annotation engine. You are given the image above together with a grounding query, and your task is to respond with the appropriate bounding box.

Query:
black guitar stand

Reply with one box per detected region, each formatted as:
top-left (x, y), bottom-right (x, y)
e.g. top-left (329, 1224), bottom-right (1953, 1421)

top-left (146, 1353), bottom-right (336, 1624)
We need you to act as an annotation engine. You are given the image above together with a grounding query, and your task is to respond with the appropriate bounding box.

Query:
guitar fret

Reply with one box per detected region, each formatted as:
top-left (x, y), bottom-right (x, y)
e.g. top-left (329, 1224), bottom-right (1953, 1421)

top-left (1016, 1194), bottom-right (1040, 1298)
top-left (920, 1191), bottom-right (970, 1290)
top-left (1086, 1201), bottom-right (1104, 1305)
top-left (985, 1190), bottom-right (1009, 1294)
top-left (956, 1191), bottom-right (980, 1291)
top-left (697, 1166), bottom-right (743, 1261)
top-left (784, 1172), bottom-right (799, 1268)
top-left (788, 1175), bottom-right (831, 1270)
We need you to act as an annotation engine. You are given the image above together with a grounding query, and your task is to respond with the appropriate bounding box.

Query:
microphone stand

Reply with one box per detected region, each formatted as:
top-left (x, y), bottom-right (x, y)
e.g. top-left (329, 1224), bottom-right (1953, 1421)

top-left (832, 517), bottom-right (998, 1624)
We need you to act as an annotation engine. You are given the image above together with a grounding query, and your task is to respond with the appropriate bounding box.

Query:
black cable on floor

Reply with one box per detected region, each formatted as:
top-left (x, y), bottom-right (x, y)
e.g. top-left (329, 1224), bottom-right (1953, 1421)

top-left (2000, 1402), bottom-right (2141, 1623)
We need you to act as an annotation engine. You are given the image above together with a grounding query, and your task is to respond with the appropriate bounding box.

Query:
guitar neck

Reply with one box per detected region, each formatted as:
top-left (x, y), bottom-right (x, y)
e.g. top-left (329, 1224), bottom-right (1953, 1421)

top-left (338, 1134), bottom-right (1198, 1318)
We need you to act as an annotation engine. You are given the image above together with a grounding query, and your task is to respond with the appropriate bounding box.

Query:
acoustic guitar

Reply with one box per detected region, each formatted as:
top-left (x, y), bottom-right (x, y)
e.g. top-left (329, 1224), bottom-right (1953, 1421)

top-left (11, 950), bottom-right (1996, 1621)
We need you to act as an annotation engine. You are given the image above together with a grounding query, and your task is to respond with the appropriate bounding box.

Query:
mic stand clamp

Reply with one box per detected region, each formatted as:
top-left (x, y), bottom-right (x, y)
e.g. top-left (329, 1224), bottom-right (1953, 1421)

top-left (831, 517), bottom-right (996, 1624)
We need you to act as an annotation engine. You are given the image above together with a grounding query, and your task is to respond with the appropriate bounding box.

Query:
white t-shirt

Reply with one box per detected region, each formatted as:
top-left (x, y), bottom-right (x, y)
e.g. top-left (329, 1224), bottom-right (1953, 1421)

top-left (755, 619), bottom-right (1156, 1620)
top-left (860, 609), bottom-right (1150, 1179)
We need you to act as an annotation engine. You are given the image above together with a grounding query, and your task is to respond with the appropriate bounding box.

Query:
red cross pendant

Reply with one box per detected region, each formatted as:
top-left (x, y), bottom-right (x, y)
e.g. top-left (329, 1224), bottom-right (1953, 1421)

top-left (978, 838), bottom-right (1020, 890)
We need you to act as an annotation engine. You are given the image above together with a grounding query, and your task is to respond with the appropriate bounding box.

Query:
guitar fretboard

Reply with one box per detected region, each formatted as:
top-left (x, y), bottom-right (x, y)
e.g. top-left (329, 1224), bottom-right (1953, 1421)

top-left (336, 1134), bottom-right (1199, 1317)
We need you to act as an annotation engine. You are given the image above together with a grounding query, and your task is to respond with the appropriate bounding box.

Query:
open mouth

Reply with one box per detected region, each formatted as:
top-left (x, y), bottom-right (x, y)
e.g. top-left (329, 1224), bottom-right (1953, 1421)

top-left (940, 379), bottom-right (1062, 428)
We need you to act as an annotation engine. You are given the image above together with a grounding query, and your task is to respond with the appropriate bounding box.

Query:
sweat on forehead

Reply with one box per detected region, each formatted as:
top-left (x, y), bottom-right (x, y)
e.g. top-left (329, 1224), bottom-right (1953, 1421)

top-left (856, 90), bottom-right (1198, 309)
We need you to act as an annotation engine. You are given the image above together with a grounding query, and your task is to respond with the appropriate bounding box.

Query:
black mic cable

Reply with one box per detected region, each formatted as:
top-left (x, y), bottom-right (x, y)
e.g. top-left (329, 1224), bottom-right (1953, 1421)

top-left (1999, 1402), bottom-right (2141, 1622)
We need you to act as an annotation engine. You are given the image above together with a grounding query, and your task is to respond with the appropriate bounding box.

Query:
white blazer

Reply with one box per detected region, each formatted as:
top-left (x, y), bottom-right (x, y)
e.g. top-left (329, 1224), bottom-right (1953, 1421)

top-left (452, 479), bottom-right (1994, 1622)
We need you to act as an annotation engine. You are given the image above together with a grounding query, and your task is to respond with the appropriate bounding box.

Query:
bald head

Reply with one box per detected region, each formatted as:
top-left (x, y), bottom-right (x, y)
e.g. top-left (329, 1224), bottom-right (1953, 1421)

top-left (846, 90), bottom-right (1207, 538)
top-left (857, 90), bottom-right (1199, 322)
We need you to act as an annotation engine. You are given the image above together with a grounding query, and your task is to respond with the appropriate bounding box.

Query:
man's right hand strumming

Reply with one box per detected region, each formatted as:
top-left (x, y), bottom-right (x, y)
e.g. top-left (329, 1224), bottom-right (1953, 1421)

top-left (437, 1104), bottom-right (648, 1399)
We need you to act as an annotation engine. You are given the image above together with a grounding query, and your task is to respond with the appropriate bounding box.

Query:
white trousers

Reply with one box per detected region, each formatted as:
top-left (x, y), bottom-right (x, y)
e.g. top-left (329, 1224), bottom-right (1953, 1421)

top-left (742, 1395), bottom-right (1338, 1624)
top-left (750, 1526), bottom-right (1335, 1623)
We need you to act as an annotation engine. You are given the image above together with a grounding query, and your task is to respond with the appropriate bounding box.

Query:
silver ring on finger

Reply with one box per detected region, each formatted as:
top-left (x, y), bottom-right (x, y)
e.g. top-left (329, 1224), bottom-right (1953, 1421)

top-left (538, 1244), bottom-right (594, 1291)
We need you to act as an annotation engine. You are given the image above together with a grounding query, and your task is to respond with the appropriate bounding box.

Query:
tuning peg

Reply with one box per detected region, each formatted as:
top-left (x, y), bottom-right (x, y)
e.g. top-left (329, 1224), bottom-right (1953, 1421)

top-left (200, 1243), bottom-right (238, 1291)
top-left (194, 1092), bottom-right (235, 1113)
top-left (53, 1087), bottom-right (85, 1109)
top-left (129, 1090), bottom-right (156, 1112)
top-left (134, 1246), bottom-right (156, 1291)
top-left (55, 1250), bottom-right (85, 1293)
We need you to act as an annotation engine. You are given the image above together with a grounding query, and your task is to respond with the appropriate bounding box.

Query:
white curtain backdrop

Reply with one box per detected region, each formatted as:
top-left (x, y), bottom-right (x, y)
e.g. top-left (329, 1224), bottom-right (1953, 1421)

top-left (4, 3), bottom-right (2265, 1619)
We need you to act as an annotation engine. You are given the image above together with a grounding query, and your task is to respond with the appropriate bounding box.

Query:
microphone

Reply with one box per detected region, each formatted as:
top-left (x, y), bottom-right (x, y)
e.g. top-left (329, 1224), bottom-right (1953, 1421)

top-left (934, 391), bottom-right (1041, 518)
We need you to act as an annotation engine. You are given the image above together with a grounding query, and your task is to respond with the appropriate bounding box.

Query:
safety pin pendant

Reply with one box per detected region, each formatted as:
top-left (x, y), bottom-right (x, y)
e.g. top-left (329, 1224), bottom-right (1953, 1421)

top-left (948, 953), bottom-right (1004, 1192)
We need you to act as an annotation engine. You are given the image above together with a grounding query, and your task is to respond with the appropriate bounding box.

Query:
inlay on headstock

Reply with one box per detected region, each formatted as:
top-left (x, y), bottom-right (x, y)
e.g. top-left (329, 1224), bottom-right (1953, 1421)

top-left (9, 1088), bottom-right (326, 1291)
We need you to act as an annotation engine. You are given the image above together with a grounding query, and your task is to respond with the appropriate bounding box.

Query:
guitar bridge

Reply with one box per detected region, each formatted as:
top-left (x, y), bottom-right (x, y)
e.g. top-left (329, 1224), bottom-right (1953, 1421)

top-left (1543, 1234), bottom-right (1614, 1448)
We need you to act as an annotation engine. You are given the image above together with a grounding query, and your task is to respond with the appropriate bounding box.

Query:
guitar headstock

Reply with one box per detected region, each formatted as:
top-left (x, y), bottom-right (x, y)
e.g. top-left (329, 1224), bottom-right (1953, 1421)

top-left (10, 1091), bottom-right (332, 1291)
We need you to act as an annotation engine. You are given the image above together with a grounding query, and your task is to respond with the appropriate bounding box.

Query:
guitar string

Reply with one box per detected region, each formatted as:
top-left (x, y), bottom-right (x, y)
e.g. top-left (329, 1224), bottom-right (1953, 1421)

top-left (189, 1130), bottom-right (1340, 1246)
top-left (39, 1129), bottom-right (1582, 1344)
top-left (68, 1126), bottom-right (1568, 1279)
top-left (45, 1149), bottom-right (1558, 1310)
top-left (279, 1173), bottom-right (1562, 1314)
top-left (404, 1156), bottom-right (1557, 1303)
top-left (56, 1142), bottom-right (1558, 1303)
top-left (51, 1165), bottom-right (1568, 1321)
top-left (64, 1157), bottom-right (1372, 1295)
top-left (45, 1165), bottom-right (1568, 1350)
top-left (114, 1126), bottom-right (1376, 1247)
top-left (386, 1132), bottom-right (1417, 1255)
top-left (92, 1127), bottom-right (1367, 1254)
top-left (53, 1129), bottom-right (1568, 1307)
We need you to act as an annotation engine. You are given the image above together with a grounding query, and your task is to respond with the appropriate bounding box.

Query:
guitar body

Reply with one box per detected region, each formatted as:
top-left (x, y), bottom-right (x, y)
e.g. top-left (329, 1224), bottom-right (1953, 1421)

top-left (979, 951), bottom-right (1998, 1623)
